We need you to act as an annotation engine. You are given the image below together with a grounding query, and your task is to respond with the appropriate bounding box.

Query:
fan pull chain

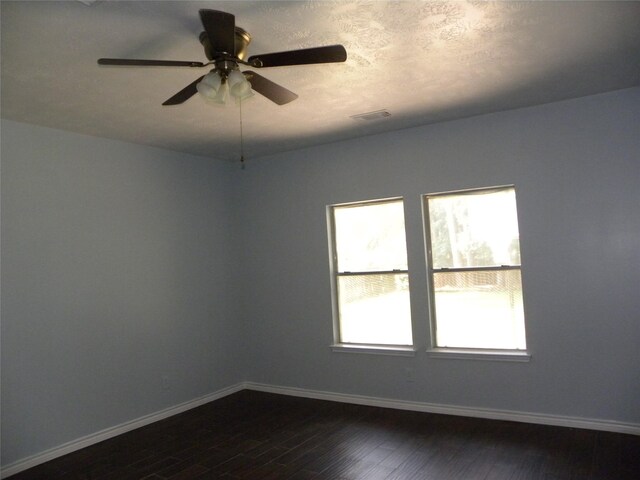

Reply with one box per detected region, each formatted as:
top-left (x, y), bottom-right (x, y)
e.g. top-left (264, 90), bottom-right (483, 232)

top-left (239, 99), bottom-right (246, 170)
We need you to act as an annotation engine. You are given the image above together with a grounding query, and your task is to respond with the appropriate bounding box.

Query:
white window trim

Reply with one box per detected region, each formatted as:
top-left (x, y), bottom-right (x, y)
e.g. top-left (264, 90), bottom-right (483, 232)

top-left (422, 185), bottom-right (530, 357)
top-left (427, 348), bottom-right (531, 362)
top-left (331, 344), bottom-right (417, 357)
top-left (327, 197), bottom-right (414, 349)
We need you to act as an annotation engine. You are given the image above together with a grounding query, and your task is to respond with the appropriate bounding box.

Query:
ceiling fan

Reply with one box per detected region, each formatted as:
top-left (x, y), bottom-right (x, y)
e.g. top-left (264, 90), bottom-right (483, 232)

top-left (98, 9), bottom-right (347, 106)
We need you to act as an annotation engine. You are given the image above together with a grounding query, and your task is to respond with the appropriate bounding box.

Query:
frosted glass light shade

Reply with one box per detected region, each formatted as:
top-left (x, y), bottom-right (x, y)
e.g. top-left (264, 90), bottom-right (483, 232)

top-left (209, 82), bottom-right (228, 104)
top-left (227, 70), bottom-right (254, 101)
top-left (197, 71), bottom-right (226, 103)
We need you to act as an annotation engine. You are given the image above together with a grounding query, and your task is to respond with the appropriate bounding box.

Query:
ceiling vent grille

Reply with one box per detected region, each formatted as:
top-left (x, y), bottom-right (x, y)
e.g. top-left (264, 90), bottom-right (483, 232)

top-left (350, 109), bottom-right (391, 121)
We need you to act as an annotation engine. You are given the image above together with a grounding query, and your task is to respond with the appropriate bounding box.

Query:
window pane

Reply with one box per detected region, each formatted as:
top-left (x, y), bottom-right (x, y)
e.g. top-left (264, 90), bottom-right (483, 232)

top-left (432, 270), bottom-right (526, 349)
top-left (428, 188), bottom-right (521, 269)
top-left (338, 274), bottom-right (412, 345)
top-left (334, 200), bottom-right (408, 272)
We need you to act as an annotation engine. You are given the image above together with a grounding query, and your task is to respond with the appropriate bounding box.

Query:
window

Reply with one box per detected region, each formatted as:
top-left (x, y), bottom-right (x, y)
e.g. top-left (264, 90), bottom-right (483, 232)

top-left (423, 186), bottom-right (527, 351)
top-left (328, 198), bottom-right (413, 347)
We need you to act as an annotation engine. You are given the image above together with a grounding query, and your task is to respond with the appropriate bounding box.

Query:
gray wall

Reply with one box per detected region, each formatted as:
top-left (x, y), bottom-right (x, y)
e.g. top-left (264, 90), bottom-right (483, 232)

top-left (237, 87), bottom-right (640, 425)
top-left (2, 87), bottom-right (639, 469)
top-left (1, 120), bottom-right (244, 466)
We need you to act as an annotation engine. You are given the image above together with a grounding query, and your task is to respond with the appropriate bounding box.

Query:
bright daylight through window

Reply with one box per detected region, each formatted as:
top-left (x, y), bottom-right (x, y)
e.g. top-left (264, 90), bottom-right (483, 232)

top-left (329, 198), bottom-right (412, 346)
top-left (424, 186), bottom-right (527, 350)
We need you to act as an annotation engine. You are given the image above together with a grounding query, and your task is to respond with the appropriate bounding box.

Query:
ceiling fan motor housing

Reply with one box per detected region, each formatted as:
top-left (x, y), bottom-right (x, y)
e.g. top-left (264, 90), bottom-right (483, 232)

top-left (199, 27), bottom-right (252, 61)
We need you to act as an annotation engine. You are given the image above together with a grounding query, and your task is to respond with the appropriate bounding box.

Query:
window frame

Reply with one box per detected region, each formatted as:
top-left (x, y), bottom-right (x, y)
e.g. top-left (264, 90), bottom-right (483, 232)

top-left (422, 185), bottom-right (530, 360)
top-left (327, 197), bottom-right (415, 355)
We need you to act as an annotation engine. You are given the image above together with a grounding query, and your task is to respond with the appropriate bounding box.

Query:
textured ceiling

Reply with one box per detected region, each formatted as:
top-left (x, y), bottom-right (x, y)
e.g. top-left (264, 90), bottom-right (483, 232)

top-left (2, 1), bottom-right (639, 163)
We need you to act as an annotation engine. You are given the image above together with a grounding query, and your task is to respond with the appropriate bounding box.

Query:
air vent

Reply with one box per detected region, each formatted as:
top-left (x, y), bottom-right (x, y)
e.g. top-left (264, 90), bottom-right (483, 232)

top-left (350, 109), bottom-right (391, 121)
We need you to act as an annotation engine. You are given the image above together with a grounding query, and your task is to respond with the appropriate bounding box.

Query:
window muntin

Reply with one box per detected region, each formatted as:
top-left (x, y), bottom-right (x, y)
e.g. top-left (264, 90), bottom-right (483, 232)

top-left (330, 198), bottom-right (413, 346)
top-left (424, 186), bottom-right (527, 350)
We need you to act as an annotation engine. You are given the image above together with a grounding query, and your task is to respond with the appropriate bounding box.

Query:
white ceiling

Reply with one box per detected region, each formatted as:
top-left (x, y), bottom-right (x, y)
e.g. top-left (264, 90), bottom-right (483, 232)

top-left (2, 1), bottom-right (639, 162)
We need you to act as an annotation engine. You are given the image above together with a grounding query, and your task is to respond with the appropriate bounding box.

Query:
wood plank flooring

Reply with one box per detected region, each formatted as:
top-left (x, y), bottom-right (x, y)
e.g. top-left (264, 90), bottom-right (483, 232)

top-left (8, 390), bottom-right (640, 479)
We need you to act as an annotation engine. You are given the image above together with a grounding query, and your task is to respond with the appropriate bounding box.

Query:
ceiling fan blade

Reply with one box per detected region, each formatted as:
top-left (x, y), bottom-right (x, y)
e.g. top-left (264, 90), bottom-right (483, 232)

top-left (162, 75), bottom-right (205, 105)
top-left (248, 44), bottom-right (347, 68)
top-left (243, 71), bottom-right (298, 105)
top-left (199, 9), bottom-right (235, 55)
top-left (98, 58), bottom-right (205, 67)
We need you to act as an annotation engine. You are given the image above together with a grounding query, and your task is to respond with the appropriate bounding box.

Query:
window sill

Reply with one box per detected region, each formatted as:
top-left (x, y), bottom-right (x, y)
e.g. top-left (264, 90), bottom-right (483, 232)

top-left (426, 348), bottom-right (531, 362)
top-left (331, 344), bottom-right (416, 357)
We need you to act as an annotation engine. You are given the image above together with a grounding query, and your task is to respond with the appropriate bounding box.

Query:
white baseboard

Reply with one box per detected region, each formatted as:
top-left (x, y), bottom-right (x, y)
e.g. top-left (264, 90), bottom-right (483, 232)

top-left (244, 382), bottom-right (640, 436)
top-left (0, 383), bottom-right (245, 479)
top-left (3, 381), bottom-right (638, 478)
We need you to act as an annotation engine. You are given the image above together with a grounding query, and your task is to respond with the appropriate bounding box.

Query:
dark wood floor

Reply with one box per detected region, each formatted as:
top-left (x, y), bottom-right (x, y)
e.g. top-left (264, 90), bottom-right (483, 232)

top-left (9, 390), bottom-right (640, 479)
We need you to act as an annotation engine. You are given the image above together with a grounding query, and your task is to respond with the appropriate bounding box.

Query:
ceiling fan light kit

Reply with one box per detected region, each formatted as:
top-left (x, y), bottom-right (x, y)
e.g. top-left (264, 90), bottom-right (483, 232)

top-left (98, 9), bottom-right (347, 107)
